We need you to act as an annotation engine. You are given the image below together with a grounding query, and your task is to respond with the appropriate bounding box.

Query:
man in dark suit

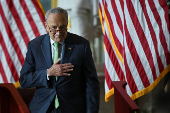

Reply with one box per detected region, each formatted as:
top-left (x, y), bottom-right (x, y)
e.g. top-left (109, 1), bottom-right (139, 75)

top-left (19, 7), bottom-right (100, 113)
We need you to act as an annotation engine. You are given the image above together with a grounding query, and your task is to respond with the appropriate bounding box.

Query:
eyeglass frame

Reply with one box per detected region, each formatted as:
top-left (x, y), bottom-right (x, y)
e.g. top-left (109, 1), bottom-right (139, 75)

top-left (47, 24), bottom-right (67, 33)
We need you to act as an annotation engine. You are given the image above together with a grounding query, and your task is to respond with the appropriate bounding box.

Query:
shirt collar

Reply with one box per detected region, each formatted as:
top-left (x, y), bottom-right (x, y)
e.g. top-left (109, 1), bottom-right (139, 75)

top-left (50, 38), bottom-right (65, 45)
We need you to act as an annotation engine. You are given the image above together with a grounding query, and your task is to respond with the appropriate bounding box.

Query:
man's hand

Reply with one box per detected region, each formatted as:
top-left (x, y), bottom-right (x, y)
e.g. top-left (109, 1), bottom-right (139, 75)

top-left (47, 58), bottom-right (74, 77)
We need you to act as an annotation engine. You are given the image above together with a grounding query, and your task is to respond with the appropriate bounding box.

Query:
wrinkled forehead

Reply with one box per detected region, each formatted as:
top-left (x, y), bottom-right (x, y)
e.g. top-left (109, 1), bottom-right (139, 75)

top-left (47, 13), bottom-right (68, 25)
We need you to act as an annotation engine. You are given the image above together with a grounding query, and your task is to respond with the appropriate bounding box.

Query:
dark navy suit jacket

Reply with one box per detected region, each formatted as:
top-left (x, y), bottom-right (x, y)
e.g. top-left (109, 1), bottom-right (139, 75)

top-left (19, 32), bottom-right (100, 113)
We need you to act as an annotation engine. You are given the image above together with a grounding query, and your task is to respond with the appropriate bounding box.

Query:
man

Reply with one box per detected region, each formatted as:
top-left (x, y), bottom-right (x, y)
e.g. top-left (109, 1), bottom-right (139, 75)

top-left (19, 7), bottom-right (100, 113)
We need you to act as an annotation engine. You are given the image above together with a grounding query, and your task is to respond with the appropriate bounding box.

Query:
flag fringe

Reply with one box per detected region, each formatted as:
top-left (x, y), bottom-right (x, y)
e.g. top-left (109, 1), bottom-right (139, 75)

top-left (14, 81), bottom-right (20, 88)
top-left (130, 64), bottom-right (170, 100)
top-left (105, 88), bottom-right (114, 102)
top-left (99, 9), bottom-right (104, 34)
top-left (105, 64), bottom-right (170, 102)
top-left (102, 7), bottom-right (123, 65)
top-left (37, 0), bottom-right (45, 16)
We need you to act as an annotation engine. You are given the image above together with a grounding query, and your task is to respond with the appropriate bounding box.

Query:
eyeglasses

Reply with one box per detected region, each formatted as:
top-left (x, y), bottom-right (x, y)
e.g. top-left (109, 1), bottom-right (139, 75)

top-left (47, 24), bottom-right (67, 33)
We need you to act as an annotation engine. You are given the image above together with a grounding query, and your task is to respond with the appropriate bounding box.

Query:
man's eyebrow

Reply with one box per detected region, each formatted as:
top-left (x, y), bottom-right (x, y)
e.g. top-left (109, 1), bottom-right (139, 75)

top-left (51, 25), bottom-right (65, 27)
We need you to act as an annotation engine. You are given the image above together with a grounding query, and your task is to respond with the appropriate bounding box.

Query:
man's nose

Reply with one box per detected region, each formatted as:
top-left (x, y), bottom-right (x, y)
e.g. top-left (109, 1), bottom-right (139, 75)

top-left (55, 29), bottom-right (62, 35)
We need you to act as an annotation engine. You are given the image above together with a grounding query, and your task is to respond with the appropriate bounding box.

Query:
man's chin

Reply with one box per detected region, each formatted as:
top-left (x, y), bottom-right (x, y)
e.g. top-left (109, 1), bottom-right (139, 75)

top-left (54, 37), bottom-right (64, 42)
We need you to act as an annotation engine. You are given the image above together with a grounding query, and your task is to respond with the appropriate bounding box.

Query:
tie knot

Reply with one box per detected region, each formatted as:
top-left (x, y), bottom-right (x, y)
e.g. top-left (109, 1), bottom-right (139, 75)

top-left (54, 42), bottom-right (58, 47)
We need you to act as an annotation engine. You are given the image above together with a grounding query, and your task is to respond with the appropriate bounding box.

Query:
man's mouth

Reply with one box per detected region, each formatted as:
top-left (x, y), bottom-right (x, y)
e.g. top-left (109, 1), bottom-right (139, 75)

top-left (54, 35), bottom-right (63, 38)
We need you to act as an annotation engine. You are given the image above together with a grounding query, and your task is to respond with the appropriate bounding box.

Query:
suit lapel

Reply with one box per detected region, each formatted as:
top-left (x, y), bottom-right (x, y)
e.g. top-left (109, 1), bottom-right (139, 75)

top-left (61, 44), bottom-right (74, 64)
top-left (61, 33), bottom-right (74, 64)
top-left (57, 33), bottom-right (74, 82)
top-left (41, 34), bottom-right (53, 68)
top-left (40, 33), bottom-right (74, 83)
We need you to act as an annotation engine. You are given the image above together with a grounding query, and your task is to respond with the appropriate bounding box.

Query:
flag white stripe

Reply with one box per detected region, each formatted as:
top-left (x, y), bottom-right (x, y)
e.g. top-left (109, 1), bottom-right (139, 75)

top-left (115, 0), bottom-right (124, 30)
top-left (101, 0), bottom-right (170, 101)
top-left (124, 1), bottom-right (146, 89)
top-left (154, 0), bottom-right (170, 41)
top-left (0, 0), bottom-right (46, 84)
top-left (132, 0), bottom-right (160, 77)
top-left (124, 37), bottom-right (145, 90)
top-left (13, 0), bottom-right (36, 41)
top-left (104, 22), bottom-right (123, 68)
top-left (126, 83), bottom-right (133, 96)
top-left (106, 0), bottom-right (124, 46)
top-left (99, 0), bottom-right (103, 7)
top-left (145, 0), bottom-right (162, 76)
top-left (0, 73), bottom-right (3, 83)
top-left (99, 0), bottom-right (105, 23)
top-left (0, 44), bottom-right (15, 83)
top-left (0, 16), bottom-right (22, 77)
top-left (25, 0), bottom-right (46, 36)
top-left (104, 79), bottom-right (110, 94)
top-left (154, 0), bottom-right (170, 65)
top-left (105, 47), bottom-right (120, 81)
top-left (124, 0), bottom-right (154, 84)
top-left (1, 0), bottom-right (27, 59)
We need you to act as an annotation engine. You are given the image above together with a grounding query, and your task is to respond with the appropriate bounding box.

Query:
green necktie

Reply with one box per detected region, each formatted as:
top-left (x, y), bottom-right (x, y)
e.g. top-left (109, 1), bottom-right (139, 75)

top-left (53, 42), bottom-right (58, 63)
top-left (53, 42), bottom-right (59, 108)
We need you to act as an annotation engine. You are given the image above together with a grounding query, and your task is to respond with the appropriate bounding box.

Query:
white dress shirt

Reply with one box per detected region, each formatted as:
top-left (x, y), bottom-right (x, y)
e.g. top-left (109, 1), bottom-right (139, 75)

top-left (47, 38), bottom-right (64, 80)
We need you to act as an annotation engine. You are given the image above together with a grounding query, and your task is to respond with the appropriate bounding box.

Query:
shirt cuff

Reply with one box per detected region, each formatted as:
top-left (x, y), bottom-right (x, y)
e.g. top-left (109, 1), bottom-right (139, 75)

top-left (47, 70), bottom-right (50, 80)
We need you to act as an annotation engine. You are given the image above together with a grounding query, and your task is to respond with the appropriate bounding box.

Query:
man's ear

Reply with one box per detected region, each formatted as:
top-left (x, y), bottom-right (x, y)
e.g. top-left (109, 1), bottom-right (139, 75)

top-left (45, 22), bottom-right (47, 27)
top-left (44, 22), bottom-right (49, 32)
top-left (66, 21), bottom-right (69, 30)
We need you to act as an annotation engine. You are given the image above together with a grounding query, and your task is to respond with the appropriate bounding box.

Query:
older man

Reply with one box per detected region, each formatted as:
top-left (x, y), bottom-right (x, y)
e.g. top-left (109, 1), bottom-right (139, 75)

top-left (19, 7), bottom-right (100, 113)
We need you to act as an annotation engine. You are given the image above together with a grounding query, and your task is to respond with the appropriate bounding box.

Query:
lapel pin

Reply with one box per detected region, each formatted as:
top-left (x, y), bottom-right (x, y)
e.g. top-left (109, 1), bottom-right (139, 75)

top-left (68, 47), bottom-right (71, 50)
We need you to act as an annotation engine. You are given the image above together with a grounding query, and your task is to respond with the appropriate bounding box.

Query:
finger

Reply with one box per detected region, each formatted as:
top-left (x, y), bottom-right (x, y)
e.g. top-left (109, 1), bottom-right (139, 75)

top-left (55, 71), bottom-right (71, 76)
top-left (54, 58), bottom-right (61, 64)
top-left (63, 68), bottom-right (73, 72)
top-left (63, 66), bottom-right (74, 70)
top-left (55, 67), bottom-right (70, 73)
top-left (62, 64), bottom-right (74, 69)
top-left (62, 73), bottom-right (71, 76)
top-left (61, 63), bottom-right (72, 66)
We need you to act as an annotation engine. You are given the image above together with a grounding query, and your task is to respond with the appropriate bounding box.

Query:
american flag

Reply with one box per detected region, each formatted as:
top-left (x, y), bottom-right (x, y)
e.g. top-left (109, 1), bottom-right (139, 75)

top-left (99, 0), bottom-right (170, 102)
top-left (0, 0), bottom-right (47, 87)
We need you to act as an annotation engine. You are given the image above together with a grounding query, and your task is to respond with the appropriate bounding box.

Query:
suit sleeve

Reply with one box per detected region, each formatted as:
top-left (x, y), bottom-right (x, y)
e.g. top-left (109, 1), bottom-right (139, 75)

top-left (82, 41), bottom-right (100, 113)
top-left (19, 42), bottom-right (49, 88)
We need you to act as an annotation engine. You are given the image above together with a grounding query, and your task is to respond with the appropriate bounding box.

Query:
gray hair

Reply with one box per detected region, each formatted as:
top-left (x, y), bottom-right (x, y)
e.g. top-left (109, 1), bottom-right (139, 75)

top-left (45, 7), bottom-right (68, 22)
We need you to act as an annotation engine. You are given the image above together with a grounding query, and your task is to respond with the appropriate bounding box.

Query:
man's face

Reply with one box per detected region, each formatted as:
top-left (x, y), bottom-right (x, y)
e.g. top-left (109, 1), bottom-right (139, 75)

top-left (45, 13), bottom-right (68, 42)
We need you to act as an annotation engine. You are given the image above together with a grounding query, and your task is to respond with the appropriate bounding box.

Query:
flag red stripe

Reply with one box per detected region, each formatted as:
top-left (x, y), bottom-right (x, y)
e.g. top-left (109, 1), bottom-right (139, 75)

top-left (159, 0), bottom-right (170, 33)
top-left (110, 0), bottom-right (123, 34)
top-left (104, 32), bottom-right (125, 81)
top-left (7, 0), bottom-right (30, 47)
top-left (0, 32), bottom-right (19, 81)
top-left (102, 0), bottom-right (105, 6)
top-left (126, 0), bottom-right (157, 81)
top-left (119, 0), bottom-right (124, 12)
top-left (99, 2), bottom-right (104, 25)
top-left (32, 0), bottom-right (46, 28)
top-left (0, 0), bottom-right (46, 84)
top-left (139, 0), bottom-right (164, 77)
top-left (19, 0), bottom-right (40, 39)
top-left (148, 0), bottom-right (170, 65)
top-left (0, 61), bottom-right (8, 83)
top-left (0, 4), bottom-right (25, 66)
top-left (101, 0), bottom-right (170, 100)
top-left (104, 3), bottom-right (123, 56)
top-left (104, 65), bottom-right (113, 90)
top-left (124, 16), bottom-right (150, 87)
top-left (124, 52), bottom-right (138, 94)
